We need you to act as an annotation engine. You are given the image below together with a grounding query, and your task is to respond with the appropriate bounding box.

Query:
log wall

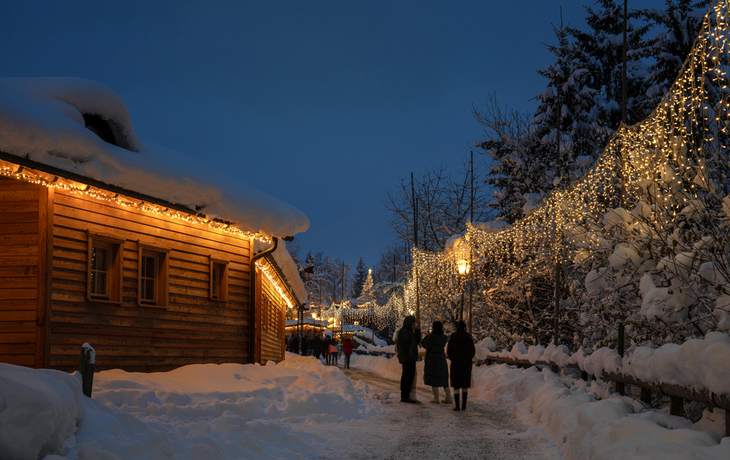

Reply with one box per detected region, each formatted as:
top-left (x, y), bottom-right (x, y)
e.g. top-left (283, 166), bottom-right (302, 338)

top-left (0, 177), bottom-right (50, 368)
top-left (49, 189), bottom-right (252, 372)
top-left (259, 271), bottom-right (286, 364)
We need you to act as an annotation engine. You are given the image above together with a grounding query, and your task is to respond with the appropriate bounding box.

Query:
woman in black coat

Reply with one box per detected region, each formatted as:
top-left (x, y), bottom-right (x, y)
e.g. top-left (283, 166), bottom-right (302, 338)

top-left (421, 321), bottom-right (452, 404)
top-left (447, 321), bottom-right (475, 411)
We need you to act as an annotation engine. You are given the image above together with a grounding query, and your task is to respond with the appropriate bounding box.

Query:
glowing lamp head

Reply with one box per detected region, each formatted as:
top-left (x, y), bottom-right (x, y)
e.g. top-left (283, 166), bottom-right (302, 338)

top-left (457, 259), bottom-right (470, 275)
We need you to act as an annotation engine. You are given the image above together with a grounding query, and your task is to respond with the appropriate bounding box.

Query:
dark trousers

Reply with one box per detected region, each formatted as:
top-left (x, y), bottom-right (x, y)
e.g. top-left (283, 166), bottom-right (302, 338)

top-left (344, 354), bottom-right (351, 369)
top-left (400, 362), bottom-right (416, 400)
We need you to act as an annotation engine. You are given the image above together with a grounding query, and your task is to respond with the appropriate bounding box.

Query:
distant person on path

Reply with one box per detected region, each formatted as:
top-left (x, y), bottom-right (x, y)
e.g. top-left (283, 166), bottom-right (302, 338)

top-left (342, 337), bottom-right (354, 369)
top-left (323, 335), bottom-right (331, 364)
top-left (300, 335), bottom-right (308, 356)
top-left (421, 321), bottom-right (451, 404)
top-left (396, 315), bottom-right (422, 404)
top-left (329, 338), bottom-right (340, 365)
top-left (312, 334), bottom-right (323, 359)
top-left (447, 321), bottom-right (475, 411)
top-left (291, 335), bottom-right (300, 355)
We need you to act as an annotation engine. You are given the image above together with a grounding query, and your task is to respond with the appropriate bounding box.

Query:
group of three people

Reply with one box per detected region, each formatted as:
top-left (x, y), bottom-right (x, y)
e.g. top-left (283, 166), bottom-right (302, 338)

top-left (396, 316), bottom-right (475, 411)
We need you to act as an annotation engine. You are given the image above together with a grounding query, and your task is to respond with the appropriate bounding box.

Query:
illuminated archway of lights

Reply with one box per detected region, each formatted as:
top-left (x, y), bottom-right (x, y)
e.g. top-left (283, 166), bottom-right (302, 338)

top-left (401, 1), bottom-right (730, 345)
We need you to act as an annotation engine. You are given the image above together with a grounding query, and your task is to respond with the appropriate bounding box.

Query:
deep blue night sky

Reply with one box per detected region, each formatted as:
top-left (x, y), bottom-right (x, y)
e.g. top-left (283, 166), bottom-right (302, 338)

top-left (0, 1), bottom-right (661, 269)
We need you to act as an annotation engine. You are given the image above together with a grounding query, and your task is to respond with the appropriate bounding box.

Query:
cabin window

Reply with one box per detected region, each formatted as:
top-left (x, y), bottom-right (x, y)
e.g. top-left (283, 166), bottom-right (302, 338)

top-left (87, 235), bottom-right (123, 302)
top-left (210, 259), bottom-right (229, 301)
top-left (138, 246), bottom-right (169, 306)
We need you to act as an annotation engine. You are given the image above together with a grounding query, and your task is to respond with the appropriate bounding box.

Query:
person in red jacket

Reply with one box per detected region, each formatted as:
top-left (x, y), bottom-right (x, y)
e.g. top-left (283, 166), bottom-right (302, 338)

top-left (342, 337), bottom-right (354, 369)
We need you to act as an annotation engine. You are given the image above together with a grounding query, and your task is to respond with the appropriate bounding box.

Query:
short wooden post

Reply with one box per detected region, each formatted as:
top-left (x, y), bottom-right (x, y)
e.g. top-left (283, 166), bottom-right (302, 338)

top-left (616, 322), bottom-right (625, 396)
top-left (640, 387), bottom-right (652, 405)
top-left (79, 345), bottom-right (95, 398)
top-left (670, 396), bottom-right (684, 417)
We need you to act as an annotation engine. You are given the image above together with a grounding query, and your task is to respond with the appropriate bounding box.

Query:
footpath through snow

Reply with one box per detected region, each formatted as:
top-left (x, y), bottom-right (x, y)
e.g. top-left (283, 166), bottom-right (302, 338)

top-left (1, 352), bottom-right (729, 459)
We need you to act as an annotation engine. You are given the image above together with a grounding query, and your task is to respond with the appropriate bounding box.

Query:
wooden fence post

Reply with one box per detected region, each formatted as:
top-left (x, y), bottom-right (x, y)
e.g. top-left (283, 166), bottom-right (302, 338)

top-left (79, 344), bottom-right (95, 398)
top-left (670, 396), bottom-right (684, 417)
top-left (616, 322), bottom-right (625, 396)
top-left (641, 387), bottom-right (652, 405)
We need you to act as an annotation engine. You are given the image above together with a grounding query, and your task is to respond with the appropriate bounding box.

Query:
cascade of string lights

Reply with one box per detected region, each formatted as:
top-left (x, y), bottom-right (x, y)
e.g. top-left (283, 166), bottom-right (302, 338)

top-left (0, 161), bottom-right (272, 244)
top-left (255, 260), bottom-right (296, 309)
top-left (402, 0), bottom-right (730, 340)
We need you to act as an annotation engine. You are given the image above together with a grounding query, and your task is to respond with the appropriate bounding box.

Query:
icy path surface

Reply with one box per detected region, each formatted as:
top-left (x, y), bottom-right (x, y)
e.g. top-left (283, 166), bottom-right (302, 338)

top-left (296, 367), bottom-right (565, 460)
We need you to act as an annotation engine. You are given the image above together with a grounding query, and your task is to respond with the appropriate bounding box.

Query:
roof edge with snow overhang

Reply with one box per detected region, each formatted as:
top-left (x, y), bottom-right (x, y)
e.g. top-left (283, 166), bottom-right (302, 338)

top-left (0, 77), bottom-right (309, 239)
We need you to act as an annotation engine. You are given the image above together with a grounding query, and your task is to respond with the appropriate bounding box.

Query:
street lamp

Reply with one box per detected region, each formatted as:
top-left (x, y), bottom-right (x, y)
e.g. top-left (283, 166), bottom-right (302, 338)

top-left (457, 259), bottom-right (470, 322)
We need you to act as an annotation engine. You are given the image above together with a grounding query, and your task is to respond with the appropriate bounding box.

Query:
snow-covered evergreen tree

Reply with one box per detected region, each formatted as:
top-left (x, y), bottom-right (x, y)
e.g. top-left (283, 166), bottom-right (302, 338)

top-left (359, 268), bottom-right (374, 302)
top-left (350, 258), bottom-right (367, 298)
top-left (641, 0), bottom-right (711, 112)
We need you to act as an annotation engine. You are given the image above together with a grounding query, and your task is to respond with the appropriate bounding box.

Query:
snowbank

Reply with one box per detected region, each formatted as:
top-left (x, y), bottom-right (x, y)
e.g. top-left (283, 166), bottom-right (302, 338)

top-left (0, 77), bottom-right (308, 238)
top-left (474, 364), bottom-right (730, 460)
top-left (0, 356), bottom-right (371, 460)
top-left (0, 364), bottom-right (85, 460)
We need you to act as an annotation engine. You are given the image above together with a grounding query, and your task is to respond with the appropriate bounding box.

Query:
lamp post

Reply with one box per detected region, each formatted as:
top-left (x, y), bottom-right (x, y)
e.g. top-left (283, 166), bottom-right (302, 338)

top-left (457, 259), bottom-right (470, 323)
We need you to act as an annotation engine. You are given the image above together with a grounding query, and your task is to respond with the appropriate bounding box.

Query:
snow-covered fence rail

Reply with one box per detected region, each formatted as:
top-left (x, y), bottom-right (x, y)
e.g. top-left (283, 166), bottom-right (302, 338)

top-left (478, 332), bottom-right (730, 437)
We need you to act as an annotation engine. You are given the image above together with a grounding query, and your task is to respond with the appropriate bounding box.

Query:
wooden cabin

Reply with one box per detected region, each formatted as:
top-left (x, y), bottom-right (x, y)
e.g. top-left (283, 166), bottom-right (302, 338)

top-left (0, 78), bottom-right (307, 372)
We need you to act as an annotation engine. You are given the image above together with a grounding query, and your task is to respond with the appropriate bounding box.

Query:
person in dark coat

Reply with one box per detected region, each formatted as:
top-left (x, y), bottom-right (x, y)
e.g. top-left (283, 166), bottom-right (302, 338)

top-left (421, 321), bottom-right (452, 404)
top-left (447, 320), bottom-right (475, 411)
top-left (322, 335), bottom-right (331, 364)
top-left (396, 315), bottom-right (421, 403)
top-left (300, 335), bottom-right (308, 356)
top-left (290, 335), bottom-right (300, 355)
top-left (312, 334), bottom-right (323, 359)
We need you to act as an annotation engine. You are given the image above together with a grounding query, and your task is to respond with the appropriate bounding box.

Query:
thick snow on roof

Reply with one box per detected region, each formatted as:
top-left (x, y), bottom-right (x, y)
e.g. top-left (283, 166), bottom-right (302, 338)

top-left (0, 77), bottom-right (308, 238)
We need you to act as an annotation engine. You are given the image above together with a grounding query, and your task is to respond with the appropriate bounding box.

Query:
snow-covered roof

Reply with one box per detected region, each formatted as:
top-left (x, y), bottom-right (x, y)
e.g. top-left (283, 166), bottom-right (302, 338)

top-left (0, 77), bottom-right (308, 238)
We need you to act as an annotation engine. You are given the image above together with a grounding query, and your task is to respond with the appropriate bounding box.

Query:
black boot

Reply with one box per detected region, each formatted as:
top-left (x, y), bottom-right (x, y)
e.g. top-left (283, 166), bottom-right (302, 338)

top-left (453, 393), bottom-right (460, 411)
top-left (462, 392), bottom-right (468, 410)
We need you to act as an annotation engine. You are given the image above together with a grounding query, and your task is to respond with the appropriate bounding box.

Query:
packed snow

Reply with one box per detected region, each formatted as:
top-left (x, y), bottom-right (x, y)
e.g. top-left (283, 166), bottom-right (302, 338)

top-left (2, 346), bottom-right (729, 459)
top-left (0, 77), bottom-right (308, 238)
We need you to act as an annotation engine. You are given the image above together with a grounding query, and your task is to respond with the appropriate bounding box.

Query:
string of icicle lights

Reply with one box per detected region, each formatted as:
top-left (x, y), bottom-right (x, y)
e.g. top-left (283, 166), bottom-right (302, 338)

top-left (402, 0), bottom-right (730, 337)
top-left (0, 161), bottom-right (273, 244)
top-left (255, 260), bottom-right (296, 309)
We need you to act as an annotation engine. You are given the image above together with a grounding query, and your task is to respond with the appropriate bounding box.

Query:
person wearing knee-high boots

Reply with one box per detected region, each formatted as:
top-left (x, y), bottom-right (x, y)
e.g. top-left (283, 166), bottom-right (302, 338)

top-left (447, 320), bottom-right (475, 411)
top-left (421, 321), bottom-right (452, 404)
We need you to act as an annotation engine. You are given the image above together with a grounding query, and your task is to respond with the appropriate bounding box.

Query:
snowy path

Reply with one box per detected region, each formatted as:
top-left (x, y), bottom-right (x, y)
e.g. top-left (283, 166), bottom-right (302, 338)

top-left (294, 366), bottom-right (564, 460)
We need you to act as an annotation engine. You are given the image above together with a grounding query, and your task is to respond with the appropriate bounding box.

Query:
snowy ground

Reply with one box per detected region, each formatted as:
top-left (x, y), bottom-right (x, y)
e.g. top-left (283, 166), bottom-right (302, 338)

top-left (1, 352), bottom-right (729, 459)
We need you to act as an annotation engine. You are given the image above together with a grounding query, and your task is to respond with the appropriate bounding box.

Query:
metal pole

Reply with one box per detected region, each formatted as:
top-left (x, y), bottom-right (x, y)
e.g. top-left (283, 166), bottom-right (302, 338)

top-left (616, 322), bottom-right (625, 395)
top-left (553, 259), bottom-right (561, 346)
top-left (411, 172), bottom-right (421, 329)
top-left (459, 277), bottom-right (465, 323)
top-left (469, 151), bottom-right (474, 334)
top-left (620, 0), bottom-right (628, 208)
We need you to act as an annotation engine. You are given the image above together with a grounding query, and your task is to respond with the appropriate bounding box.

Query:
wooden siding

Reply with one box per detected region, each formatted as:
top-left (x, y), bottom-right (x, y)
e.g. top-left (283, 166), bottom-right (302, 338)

top-left (0, 176), bottom-right (44, 367)
top-left (49, 189), bottom-right (252, 372)
top-left (258, 271), bottom-right (285, 364)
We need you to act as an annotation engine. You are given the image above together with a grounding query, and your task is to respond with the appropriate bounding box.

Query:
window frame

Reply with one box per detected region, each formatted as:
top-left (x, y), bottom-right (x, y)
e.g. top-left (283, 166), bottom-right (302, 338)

top-left (87, 233), bottom-right (124, 303)
top-left (209, 258), bottom-right (229, 301)
top-left (137, 243), bottom-right (170, 307)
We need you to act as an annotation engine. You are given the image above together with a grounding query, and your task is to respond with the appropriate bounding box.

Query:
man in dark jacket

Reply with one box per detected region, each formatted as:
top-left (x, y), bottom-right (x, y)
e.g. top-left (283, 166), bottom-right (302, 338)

top-left (447, 320), bottom-right (475, 411)
top-left (312, 334), bottom-right (323, 359)
top-left (396, 315), bottom-right (421, 403)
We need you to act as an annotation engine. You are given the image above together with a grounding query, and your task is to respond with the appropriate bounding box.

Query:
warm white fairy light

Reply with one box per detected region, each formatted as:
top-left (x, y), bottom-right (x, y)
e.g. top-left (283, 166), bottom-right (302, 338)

top-left (399, 0), bottom-right (730, 344)
top-left (255, 260), bottom-right (296, 309)
top-left (0, 161), bottom-right (272, 244)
